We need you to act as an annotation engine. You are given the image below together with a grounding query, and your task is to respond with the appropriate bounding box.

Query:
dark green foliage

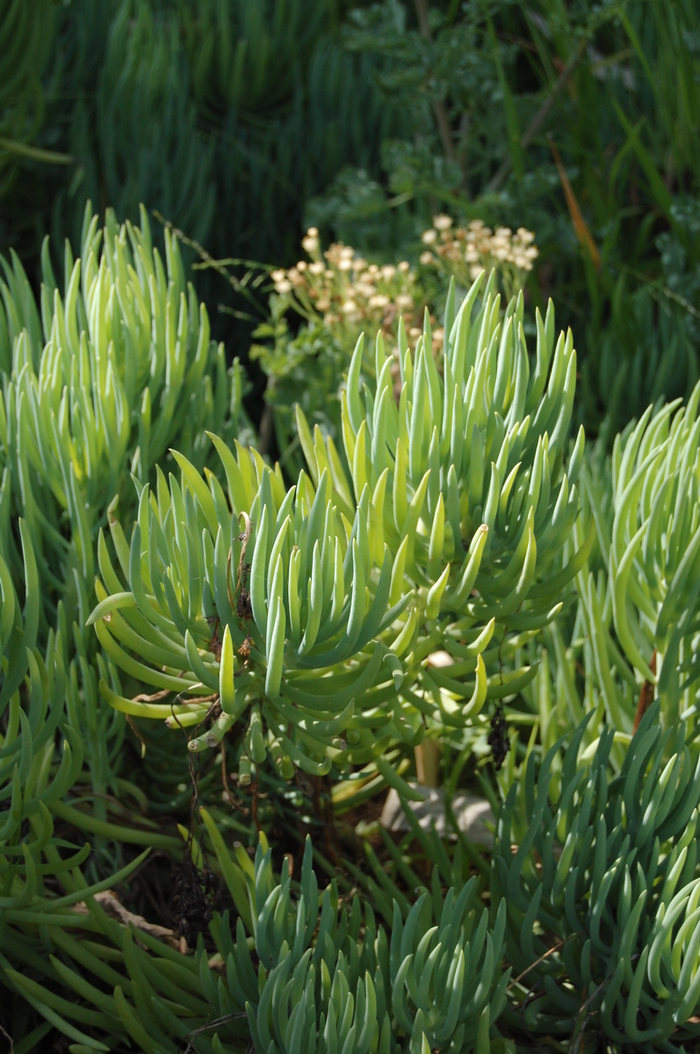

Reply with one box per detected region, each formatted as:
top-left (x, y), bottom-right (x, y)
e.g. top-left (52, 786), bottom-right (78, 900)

top-left (308, 0), bottom-right (700, 437)
top-left (495, 704), bottom-right (700, 1048)
top-left (179, 0), bottom-right (338, 118)
top-left (0, 0), bottom-right (58, 197)
top-left (4, 0), bottom-right (407, 303)
top-left (588, 282), bottom-right (698, 443)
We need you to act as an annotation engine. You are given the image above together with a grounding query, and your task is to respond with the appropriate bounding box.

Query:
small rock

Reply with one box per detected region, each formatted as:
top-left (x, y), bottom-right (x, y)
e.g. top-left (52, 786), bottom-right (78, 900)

top-left (380, 784), bottom-right (495, 845)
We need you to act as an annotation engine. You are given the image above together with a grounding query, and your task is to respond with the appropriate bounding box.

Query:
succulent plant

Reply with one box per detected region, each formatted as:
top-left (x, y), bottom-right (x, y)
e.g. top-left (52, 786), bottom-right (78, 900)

top-left (2, 820), bottom-right (510, 1054)
top-left (495, 703), bottom-right (700, 1048)
top-left (608, 386), bottom-right (700, 731)
top-left (88, 434), bottom-right (414, 786)
top-left (6, 196), bottom-right (700, 1054)
top-left (299, 273), bottom-right (593, 755)
top-left (88, 274), bottom-right (595, 799)
top-left (0, 522), bottom-right (182, 1047)
top-left (0, 202), bottom-right (249, 636)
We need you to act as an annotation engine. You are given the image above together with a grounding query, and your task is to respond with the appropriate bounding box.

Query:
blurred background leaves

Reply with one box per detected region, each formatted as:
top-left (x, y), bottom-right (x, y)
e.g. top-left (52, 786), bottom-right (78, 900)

top-left (2, 0), bottom-right (699, 445)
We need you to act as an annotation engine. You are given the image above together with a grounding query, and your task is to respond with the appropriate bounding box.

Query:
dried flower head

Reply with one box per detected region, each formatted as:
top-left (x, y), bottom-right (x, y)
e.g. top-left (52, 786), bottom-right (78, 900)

top-left (267, 230), bottom-right (429, 357)
top-left (419, 214), bottom-right (538, 297)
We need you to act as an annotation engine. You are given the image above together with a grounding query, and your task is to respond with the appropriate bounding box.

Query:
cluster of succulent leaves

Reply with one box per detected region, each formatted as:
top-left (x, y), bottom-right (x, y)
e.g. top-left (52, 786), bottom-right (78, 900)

top-left (88, 268), bottom-right (589, 804)
top-left (496, 703), bottom-right (700, 1049)
top-left (0, 201), bottom-right (249, 634)
top-left (6, 198), bottom-right (700, 1054)
top-left (0, 199), bottom-right (250, 879)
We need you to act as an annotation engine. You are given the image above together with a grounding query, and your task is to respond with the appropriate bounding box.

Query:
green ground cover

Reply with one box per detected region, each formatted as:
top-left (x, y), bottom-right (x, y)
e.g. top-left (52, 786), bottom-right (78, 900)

top-left (2, 2), bottom-right (700, 1051)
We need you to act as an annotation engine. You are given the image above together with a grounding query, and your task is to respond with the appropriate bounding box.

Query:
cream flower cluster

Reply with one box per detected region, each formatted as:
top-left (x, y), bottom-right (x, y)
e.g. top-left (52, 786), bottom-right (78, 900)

top-left (271, 228), bottom-right (429, 343)
top-left (420, 215), bottom-right (538, 291)
top-left (269, 219), bottom-right (536, 357)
